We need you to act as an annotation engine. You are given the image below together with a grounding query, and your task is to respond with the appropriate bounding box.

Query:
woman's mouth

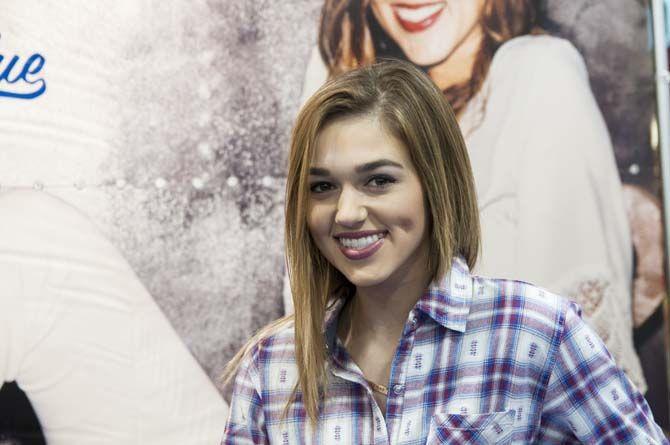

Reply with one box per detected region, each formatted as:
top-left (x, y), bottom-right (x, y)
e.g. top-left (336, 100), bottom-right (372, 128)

top-left (391, 2), bottom-right (446, 33)
top-left (336, 232), bottom-right (387, 260)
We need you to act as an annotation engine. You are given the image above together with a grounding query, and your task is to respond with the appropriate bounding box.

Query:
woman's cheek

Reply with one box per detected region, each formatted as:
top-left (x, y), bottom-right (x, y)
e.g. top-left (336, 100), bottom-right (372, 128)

top-left (370, 1), bottom-right (395, 32)
top-left (307, 203), bottom-right (331, 239)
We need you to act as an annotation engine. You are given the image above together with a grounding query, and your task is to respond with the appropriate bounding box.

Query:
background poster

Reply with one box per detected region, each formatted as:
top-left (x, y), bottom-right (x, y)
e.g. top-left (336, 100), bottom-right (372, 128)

top-left (0, 0), bottom-right (668, 443)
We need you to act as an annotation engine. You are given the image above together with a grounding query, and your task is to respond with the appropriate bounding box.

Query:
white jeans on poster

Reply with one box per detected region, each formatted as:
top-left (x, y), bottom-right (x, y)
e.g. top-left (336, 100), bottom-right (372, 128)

top-left (0, 190), bottom-right (227, 444)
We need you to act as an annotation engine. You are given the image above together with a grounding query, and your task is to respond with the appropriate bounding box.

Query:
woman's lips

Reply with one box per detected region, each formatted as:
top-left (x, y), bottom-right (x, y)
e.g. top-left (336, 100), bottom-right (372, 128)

top-left (391, 2), bottom-right (446, 33)
top-left (337, 233), bottom-right (386, 260)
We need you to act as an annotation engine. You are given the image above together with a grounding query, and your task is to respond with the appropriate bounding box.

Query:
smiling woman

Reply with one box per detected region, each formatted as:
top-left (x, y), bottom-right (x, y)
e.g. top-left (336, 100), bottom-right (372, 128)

top-left (220, 60), bottom-right (667, 444)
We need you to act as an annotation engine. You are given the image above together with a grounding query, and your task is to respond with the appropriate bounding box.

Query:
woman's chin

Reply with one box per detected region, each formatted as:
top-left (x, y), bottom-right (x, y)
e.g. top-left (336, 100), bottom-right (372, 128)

top-left (341, 268), bottom-right (390, 290)
top-left (401, 44), bottom-right (451, 68)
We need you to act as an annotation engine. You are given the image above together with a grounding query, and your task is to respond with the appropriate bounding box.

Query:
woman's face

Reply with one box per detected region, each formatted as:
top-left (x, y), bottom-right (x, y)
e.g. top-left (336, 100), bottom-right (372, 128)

top-left (307, 114), bottom-right (430, 290)
top-left (370, 0), bottom-right (486, 66)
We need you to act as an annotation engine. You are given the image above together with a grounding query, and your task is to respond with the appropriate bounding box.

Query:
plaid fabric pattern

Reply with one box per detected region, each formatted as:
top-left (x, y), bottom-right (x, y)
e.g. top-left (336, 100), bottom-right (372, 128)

top-left (222, 257), bottom-right (667, 444)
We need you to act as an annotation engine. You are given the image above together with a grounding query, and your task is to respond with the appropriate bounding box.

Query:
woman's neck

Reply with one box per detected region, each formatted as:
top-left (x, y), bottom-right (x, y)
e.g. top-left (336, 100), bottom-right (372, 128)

top-left (338, 247), bottom-right (432, 347)
top-left (349, 274), bottom-right (428, 340)
top-left (427, 25), bottom-right (484, 91)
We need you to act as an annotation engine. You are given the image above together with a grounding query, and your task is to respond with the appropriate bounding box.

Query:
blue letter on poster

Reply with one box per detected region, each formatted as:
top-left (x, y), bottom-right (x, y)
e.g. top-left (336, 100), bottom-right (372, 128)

top-left (0, 53), bottom-right (47, 99)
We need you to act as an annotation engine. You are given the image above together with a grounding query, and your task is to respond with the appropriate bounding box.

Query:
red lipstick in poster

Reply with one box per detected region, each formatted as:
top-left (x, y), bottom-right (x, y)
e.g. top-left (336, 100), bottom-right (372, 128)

top-left (391, 2), bottom-right (446, 33)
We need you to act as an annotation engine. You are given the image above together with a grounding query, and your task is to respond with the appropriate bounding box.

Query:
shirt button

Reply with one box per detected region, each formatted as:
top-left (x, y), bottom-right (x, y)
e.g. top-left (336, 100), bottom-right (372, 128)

top-left (392, 384), bottom-right (404, 395)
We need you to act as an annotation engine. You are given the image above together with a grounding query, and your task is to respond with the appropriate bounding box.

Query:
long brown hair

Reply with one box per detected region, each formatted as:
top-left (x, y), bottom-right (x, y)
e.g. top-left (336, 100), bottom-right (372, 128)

top-left (318, 0), bottom-right (538, 115)
top-left (222, 60), bottom-right (480, 426)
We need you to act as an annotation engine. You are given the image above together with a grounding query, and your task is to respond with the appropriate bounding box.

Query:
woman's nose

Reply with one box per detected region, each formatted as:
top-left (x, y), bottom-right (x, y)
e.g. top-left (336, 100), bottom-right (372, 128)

top-left (334, 186), bottom-right (367, 227)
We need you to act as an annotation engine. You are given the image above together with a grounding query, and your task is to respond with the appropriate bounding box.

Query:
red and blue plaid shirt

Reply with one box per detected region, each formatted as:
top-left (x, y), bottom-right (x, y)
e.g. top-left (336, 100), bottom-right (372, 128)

top-left (222, 257), bottom-right (667, 444)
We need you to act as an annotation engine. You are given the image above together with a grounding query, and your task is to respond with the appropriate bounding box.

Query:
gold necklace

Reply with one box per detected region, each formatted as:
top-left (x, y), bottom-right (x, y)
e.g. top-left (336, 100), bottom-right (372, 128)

top-left (365, 378), bottom-right (389, 396)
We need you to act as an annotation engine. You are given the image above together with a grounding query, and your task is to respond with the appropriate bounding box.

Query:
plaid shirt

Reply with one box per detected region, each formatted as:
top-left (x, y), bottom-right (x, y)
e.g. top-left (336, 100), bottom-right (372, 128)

top-left (222, 257), bottom-right (667, 444)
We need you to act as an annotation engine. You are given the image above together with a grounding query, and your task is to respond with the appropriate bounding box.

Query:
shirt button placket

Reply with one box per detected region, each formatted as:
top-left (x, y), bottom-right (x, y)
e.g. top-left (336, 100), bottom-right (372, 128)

top-left (373, 412), bottom-right (389, 444)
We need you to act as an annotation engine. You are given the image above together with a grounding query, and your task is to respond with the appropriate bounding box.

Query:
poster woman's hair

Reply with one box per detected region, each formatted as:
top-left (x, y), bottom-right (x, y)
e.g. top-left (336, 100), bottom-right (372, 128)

top-left (318, 0), bottom-right (538, 114)
top-left (222, 60), bottom-right (480, 425)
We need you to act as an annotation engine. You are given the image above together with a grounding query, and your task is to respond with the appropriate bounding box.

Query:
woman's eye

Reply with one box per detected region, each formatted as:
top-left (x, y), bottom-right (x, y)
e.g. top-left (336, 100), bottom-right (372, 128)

top-left (367, 175), bottom-right (396, 189)
top-left (310, 182), bottom-right (334, 193)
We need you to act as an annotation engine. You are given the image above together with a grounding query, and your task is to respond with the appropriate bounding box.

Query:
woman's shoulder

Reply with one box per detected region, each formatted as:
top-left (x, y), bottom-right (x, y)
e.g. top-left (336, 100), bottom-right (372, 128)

top-left (480, 34), bottom-right (596, 128)
top-left (252, 319), bottom-right (297, 361)
top-left (226, 319), bottom-right (300, 404)
top-left (233, 318), bottom-right (298, 378)
top-left (472, 274), bottom-right (578, 336)
top-left (496, 34), bottom-right (583, 64)
top-left (491, 34), bottom-right (588, 82)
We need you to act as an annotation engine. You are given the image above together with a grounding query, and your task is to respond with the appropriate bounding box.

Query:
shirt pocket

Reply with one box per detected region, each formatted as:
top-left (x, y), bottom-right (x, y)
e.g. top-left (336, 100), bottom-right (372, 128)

top-left (426, 409), bottom-right (516, 445)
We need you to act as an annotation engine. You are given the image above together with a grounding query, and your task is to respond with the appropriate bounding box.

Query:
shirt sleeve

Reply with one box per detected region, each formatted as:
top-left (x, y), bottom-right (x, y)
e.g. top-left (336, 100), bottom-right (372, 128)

top-left (221, 346), bottom-right (268, 445)
top-left (514, 38), bottom-right (631, 301)
top-left (538, 301), bottom-right (668, 444)
top-left (511, 37), bottom-right (645, 390)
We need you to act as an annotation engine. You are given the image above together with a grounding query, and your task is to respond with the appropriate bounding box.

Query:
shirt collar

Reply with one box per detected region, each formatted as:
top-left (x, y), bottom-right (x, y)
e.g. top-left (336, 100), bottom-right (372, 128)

top-left (323, 256), bottom-right (474, 351)
top-left (413, 256), bottom-right (473, 333)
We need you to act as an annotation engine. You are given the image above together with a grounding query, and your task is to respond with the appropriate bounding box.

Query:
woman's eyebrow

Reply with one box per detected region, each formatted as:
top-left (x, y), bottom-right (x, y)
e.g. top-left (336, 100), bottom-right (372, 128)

top-left (309, 167), bottom-right (330, 176)
top-left (309, 159), bottom-right (403, 176)
top-left (355, 159), bottom-right (403, 173)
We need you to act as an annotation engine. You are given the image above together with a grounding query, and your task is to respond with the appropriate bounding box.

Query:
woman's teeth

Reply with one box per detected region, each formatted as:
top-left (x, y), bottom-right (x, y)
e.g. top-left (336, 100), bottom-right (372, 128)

top-left (394, 3), bottom-right (445, 23)
top-left (339, 233), bottom-right (384, 249)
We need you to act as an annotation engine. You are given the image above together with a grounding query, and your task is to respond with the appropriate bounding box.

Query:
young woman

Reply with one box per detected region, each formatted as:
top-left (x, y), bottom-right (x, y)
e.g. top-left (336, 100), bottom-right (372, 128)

top-left (295, 0), bottom-right (648, 393)
top-left (222, 61), bottom-right (667, 444)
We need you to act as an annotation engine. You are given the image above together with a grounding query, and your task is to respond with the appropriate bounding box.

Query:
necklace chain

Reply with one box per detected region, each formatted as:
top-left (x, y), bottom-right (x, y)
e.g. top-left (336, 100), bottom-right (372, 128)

top-left (365, 378), bottom-right (389, 396)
